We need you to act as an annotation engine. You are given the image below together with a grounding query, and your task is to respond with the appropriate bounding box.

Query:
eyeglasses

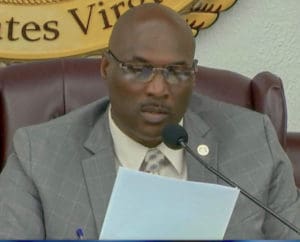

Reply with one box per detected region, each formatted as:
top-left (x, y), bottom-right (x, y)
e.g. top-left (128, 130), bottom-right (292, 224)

top-left (107, 50), bottom-right (198, 85)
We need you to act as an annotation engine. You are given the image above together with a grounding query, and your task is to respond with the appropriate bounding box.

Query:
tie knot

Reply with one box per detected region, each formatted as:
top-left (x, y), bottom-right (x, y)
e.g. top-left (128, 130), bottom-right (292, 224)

top-left (142, 148), bottom-right (166, 174)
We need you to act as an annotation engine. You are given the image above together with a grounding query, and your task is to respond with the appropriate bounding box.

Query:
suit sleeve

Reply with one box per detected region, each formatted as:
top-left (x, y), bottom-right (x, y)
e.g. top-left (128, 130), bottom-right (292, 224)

top-left (262, 115), bottom-right (300, 239)
top-left (0, 128), bottom-right (45, 239)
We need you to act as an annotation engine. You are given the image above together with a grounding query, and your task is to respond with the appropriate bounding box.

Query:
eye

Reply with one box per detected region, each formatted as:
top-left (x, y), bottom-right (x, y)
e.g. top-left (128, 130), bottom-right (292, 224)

top-left (167, 67), bottom-right (192, 80)
top-left (127, 65), bottom-right (143, 73)
top-left (122, 64), bottom-right (150, 74)
top-left (167, 66), bottom-right (184, 73)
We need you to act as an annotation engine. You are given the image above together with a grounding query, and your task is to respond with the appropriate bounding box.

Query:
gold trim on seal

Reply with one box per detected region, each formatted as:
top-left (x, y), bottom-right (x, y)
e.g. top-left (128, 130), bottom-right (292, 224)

top-left (0, 0), bottom-right (71, 5)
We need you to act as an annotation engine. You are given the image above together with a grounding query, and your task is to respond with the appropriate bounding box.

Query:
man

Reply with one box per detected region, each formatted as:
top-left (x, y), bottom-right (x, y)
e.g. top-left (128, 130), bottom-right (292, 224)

top-left (0, 3), bottom-right (300, 240)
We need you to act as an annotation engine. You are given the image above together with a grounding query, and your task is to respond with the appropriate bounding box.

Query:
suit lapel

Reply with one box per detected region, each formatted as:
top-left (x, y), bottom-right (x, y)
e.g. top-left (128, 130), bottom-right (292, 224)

top-left (81, 110), bottom-right (117, 235)
top-left (184, 109), bottom-right (219, 184)
top-left (79, 103), bottom-right (221, 235)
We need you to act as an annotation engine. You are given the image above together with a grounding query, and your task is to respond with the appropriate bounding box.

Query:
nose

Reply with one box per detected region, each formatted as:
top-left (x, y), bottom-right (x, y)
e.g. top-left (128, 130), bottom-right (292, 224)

top-left (145, 71), bottom-right (170, 98)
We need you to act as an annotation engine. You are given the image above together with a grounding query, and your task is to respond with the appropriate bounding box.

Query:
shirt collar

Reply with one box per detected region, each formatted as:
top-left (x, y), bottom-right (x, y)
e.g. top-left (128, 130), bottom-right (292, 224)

top-left (108, 106), bottom-right (184, 173)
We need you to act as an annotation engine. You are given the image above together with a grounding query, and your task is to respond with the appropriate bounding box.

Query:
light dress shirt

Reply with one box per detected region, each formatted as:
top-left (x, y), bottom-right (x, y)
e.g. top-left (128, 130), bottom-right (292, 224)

top-left (108, 107), bottom-right (187, 180)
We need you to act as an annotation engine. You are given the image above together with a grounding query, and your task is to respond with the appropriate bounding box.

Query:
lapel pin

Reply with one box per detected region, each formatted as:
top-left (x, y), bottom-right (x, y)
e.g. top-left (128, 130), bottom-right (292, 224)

top-left (197, 144), bottom-right (209, 156)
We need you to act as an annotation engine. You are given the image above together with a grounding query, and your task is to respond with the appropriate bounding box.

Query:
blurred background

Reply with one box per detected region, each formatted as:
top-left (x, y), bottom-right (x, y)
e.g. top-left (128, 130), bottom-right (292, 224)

top-left (195, 0), bottom-right (300, 131)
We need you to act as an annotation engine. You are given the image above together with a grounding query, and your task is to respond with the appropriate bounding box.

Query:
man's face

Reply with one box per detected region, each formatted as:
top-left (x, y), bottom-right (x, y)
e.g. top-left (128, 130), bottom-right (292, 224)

top-left (102, 21), bottom-right (195, 147)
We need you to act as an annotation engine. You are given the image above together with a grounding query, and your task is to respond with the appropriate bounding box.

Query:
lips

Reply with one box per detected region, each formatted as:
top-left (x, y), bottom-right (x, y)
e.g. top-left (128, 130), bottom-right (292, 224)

top-left (140, 103), bottom-right (170, 124)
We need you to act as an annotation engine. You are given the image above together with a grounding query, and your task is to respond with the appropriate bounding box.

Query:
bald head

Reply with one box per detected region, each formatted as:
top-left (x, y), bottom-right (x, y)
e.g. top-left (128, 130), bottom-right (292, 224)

top-left (109, 3), bottom-right (195, 63)
top-left (101, 3), bottom-right (196, 148)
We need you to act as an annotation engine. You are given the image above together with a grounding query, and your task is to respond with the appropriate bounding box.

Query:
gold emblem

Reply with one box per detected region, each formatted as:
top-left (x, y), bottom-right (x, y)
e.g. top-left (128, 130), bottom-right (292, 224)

top-left (182, 0), bottom-right (238, 36)
top-left (0, 0), bottom-right (71, 5)
top-left (0, 0), bottom-right (238, 60)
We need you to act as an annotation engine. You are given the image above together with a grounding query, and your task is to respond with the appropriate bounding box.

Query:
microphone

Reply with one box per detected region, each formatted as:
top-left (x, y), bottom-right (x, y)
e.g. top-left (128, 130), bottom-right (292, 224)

top-left (162, 124), bottom-right (188, 150)
top-left (162, 124), bottom-right (300, 235)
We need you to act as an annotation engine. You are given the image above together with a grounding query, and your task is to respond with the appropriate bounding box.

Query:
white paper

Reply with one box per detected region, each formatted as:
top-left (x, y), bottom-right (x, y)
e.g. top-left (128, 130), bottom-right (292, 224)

top-left (100, 167), bottom-right (239, 240)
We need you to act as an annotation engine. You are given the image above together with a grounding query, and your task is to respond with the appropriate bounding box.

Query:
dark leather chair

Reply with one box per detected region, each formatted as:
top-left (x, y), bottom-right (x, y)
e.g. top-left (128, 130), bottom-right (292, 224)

top-left (287, 133), bottom-right (300, 187)
top-left (0, 58), bottom-right (299, 186)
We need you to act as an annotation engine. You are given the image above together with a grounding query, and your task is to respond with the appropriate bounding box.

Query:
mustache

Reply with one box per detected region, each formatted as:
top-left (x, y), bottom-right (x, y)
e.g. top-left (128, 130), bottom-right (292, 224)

top-left (140, 101), bottom-right (171, 114)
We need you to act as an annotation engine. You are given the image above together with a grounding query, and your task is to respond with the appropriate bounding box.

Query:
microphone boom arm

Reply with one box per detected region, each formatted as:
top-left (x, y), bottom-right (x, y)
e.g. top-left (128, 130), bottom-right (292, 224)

top-left (179, 140), bottom-right (300, 235)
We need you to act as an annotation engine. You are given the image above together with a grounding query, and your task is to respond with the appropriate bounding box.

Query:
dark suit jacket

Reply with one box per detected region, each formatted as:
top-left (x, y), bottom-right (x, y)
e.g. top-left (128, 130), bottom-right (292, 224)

top-left (0, 93), bottom-right (300, 239)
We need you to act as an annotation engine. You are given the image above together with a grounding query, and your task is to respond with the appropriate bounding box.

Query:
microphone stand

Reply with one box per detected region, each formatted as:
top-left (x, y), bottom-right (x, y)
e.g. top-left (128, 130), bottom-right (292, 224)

top-left (179, 139), bottom-right (300, 235)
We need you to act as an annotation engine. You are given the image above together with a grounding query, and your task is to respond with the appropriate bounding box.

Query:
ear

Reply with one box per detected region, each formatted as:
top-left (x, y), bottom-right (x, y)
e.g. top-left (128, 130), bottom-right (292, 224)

top-left (191, 75), bottom-right (196, 87)
top-left (192, 66), bottom-right (198, 87)
top-left (100, 53), bottom-right (110, 81)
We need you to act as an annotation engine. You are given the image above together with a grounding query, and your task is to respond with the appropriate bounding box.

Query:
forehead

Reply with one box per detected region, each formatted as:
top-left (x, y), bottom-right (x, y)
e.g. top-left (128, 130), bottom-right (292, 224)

top-left (119, 20), bottom-right (194, 65)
